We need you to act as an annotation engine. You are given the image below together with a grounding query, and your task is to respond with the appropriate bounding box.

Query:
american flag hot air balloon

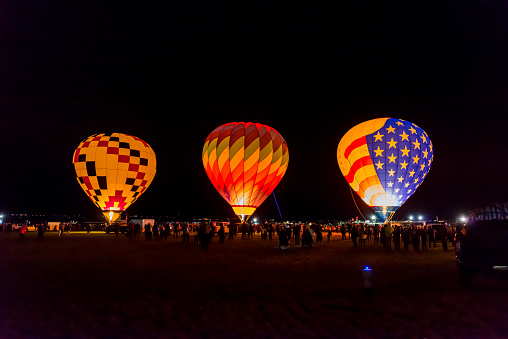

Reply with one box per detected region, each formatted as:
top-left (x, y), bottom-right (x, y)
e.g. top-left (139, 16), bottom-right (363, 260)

top-left (337, 118), bottom-right (433, 223)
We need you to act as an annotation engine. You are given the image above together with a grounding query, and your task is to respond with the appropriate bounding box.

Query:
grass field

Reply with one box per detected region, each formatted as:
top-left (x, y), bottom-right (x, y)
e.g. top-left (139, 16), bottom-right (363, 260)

top-left (1, 231), bottom-right (507, 338)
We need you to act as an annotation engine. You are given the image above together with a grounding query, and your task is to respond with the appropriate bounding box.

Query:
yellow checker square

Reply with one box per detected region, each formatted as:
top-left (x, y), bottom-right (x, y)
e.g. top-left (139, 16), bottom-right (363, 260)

top-left (134, 179), bottom-right (143, 186)
top-left (108, 141), bottom-right (119, 148)
top-left (107, 187), bottom-right (118, 198)
top-left (133, 139), bottom-right (145, 151)
top-left (106, 154), bottom-right (119, 170)
top-left (88, 176), bottom-right (99, 189)
top-left (106, 169), bottom-right (118, 184)
top-left (85, 150), bottom-right (96, 162)
top-left (123, 187), bottom-right (135, 197)
top-left (74, 161), bottom-right (86, 171)
top-left (116, 170), bottom-right (128, 185)
top-left (75, 169), bottom-right (86, 178)
top-left (130, 157), bottom-right (140, 165)
top-left (126, 170), bottom-right (137, 179)
top-left (117, 162), bottom-right (129, 171)
top-left (96, 145), bottom-right (107, 156)
top-left (119, 148), bottom-right (130, 156)
top-left (95, 168), bottom-right (107, 177)
top-left (118, 134), bottom-right (130, 143)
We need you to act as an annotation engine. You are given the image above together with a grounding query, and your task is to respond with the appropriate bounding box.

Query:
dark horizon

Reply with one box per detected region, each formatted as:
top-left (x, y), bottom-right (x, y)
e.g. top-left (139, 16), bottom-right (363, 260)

top-left (1, 1), bottom-right (508, 221)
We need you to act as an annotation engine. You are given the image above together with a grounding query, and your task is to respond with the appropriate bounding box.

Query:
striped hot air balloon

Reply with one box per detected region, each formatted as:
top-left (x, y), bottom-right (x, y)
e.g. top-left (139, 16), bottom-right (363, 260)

top-left (202, 122), bottom-right (289, 221)
top-left (337, 118), bottom-right (433, 222)
top-left (73, 133), bottom-right (157, 223)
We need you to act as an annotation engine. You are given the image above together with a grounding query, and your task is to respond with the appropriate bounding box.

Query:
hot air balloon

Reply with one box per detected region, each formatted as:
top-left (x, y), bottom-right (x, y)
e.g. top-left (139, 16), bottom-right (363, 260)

top-left (337, 118), bottom-right (433, 222)
top-left (72, 133), bottom-right (156, 223)
top-left (202, 122), bottom-right (289, 221)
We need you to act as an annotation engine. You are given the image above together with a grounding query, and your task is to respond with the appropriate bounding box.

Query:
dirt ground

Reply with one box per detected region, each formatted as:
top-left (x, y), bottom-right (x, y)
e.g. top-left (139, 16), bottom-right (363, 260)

top-left (1, 231), bottom-right (507, 339)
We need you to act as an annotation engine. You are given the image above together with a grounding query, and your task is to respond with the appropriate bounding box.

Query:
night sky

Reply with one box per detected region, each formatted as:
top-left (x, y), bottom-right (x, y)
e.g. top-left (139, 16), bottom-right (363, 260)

top-left (1, 1), bottom-right (508, 221)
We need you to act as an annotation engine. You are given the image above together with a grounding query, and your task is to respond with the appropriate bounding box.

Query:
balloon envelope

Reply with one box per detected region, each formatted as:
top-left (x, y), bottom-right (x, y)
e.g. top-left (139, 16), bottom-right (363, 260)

top-left (202, 122), bottom-right (289, 220)
top-left (73, 133), bottom-right (157, 222)
top-left (337, 118), bottom-right (433, 222)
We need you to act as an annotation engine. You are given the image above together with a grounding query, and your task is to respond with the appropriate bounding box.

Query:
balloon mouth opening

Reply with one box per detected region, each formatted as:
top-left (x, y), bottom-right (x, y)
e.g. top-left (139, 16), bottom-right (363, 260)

top-left (103, 210), bottom-right (121, 224)
top-left (232, 206), bottom-right (256, 221)
top-left (371, 206), bottom-right (398, 223)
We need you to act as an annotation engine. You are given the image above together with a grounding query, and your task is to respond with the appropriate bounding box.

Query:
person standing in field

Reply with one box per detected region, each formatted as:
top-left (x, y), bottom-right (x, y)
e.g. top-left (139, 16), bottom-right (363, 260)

top-left (385, 223), bottom-right (393, 250)
top-left (37, 224), bottom-right (44, 240)
top-left (393, 225), bottom-right (401, 251)
top-left (428, 226), bottom-right (436, 248)
top-left (327, 229), bottom-right (332, 246)
top-left (402, 226), bottom-right (410, 250)
top-left (19, 225), bottom-right (27, 240)
top-left (152, 224), bottom-right (159, 240)
top-left (182, 223), bottom-right (189, 243)
top-left (218, 224), bottom-right (225, 243)
top-left (315, 224), bottom-right (323, 246)
top-left (293, 224), bottom-right (301, 245)
top-left (351, 224), bottom-right (359, 248)
top-left (145, 223), bottom-right (152, 240)
top-left (420, 227), bottom-right (428, 251)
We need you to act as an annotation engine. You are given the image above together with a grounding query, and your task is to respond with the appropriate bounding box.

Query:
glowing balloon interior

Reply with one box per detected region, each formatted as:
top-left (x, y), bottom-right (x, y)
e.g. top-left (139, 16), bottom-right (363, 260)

top-left (337, 118), bottom-right (433, 222)
top-left (203, 122), bottom-right (289, 221)
top-left (73, 133), bottom-right (156, 222)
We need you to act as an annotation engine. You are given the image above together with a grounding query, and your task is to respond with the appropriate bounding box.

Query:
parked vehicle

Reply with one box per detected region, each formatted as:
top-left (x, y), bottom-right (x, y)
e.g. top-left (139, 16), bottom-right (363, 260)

top-left (455, 219), bottom-right (508, 286)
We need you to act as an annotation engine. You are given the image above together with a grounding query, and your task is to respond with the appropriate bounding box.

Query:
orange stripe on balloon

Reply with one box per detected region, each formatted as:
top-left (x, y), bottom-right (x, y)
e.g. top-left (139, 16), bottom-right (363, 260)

top-left (344, 156), bottom-right (373, 183)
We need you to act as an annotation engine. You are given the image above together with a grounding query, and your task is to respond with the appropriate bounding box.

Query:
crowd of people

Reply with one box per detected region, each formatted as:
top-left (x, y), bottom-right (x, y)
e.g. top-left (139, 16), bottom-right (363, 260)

top-left (2, 219), bottom-right (459, 252)
top-left (345, 223), bottom-right (456, 251)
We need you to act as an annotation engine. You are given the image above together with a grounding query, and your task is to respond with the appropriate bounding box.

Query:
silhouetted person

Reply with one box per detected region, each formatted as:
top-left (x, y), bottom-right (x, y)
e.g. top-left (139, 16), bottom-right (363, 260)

top-left (293, 224), bottom-right (301, 245)
top-left (402, 227), bottom-right (410, 250)
top-left (218, 225), bottom-right (225, 243)
top-left (241, 222), bottom-right (247, 240)
top-left (152, 224), bottom-right (159, 240)
top-left (200, 222), bottom-right (210, 250)
top-left (420, 227), bottom-right (428, 251)
top-left (440, 228), bottom-right (448, 251)
top-left (268, 224), bottom-right (274, 241)
top-left (278, 226), bottom-right (289, 250)
top-left (37, 224), bottom-right (44, 240)
top-left (410, 226), bottom-right (419, 251)
top-left (385, 223), bottom-right (393, 250)
top-left (428, 227), bottom-right (436, 248)
top-left (341, 224), bottom-right (347, 240)
top-left (315, 224), bottom-right (323, 246)
top-left (145, 223), bottom-right (152, 240)
top-left (351, 225), bottom-right (359, 248)
top-left (393, 226), bottom-right (401, 251)
top-left (182, 223), bottom-right (189, 243)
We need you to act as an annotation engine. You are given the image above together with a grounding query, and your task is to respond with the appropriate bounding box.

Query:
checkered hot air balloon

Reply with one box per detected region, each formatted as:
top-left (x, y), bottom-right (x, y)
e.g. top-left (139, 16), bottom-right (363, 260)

top-left (203, 122), bottom-right (289, 221)
top-left (337, 118), bottom-right (433, 223)
top-left (73, 133), bottom-right (156, 223)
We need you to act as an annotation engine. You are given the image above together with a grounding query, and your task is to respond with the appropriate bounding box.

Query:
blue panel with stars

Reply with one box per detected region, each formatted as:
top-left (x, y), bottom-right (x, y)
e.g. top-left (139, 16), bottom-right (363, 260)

top-left (365, 118), bottom-right (433, 207)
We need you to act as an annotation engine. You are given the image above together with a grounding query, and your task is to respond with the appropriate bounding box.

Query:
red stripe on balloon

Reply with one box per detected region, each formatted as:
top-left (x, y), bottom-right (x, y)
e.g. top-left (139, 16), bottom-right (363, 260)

top-left (344, 136), bottom-right (367, 159)
top-left (344, 156), bottom-right (372, 183)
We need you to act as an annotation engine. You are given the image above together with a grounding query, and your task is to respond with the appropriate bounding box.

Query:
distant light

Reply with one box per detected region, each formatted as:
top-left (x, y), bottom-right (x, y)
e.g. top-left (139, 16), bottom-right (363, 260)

top-left (459, 216), bottom-right (467, 223)
top-left (371, 215), bottom-right (376, 220)
top-left (253, 218), bottom-right (257, 223)
top-left (363, 266), bottom-right (372, 271)
top-left (418, 215), bottom-right (423, 221)
top-left (409, 215), bottom-right (414, 220)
